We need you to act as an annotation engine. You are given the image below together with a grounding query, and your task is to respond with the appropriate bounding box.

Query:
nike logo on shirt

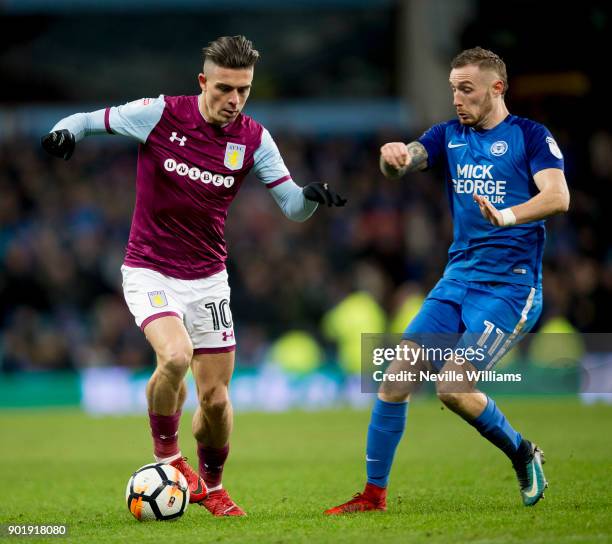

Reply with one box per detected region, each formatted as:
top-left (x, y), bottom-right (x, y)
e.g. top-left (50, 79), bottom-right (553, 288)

top-left (448, 141), bottom-right (467, 148)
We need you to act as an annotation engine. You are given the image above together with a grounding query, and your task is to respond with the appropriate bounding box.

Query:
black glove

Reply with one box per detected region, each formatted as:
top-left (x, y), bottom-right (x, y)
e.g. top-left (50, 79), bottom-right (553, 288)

top-left (303, 182), bottom-right (347, 207)
top-left (41, 129), bottom-right (76, 160)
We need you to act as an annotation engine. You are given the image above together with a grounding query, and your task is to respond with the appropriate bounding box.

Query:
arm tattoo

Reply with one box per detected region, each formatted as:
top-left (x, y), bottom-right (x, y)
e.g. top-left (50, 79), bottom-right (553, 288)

top-left (380, 141), bottom-right (429, 179)
top-left (405, 141), bottom-right (428, 172)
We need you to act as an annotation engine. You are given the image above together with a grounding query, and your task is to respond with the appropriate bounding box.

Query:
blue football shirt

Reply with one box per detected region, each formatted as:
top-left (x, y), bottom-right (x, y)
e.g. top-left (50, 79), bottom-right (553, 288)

top-left (418, 114), bottom-right (564, 287)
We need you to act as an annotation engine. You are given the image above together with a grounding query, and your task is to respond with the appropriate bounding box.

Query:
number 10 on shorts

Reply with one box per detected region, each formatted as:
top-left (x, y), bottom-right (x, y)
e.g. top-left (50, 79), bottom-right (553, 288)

top-left (204, 299), bottom-right (232, 330)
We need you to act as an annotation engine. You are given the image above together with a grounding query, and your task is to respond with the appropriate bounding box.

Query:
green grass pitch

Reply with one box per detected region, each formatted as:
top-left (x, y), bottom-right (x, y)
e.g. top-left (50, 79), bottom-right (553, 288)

top-left (1, 398), bottom-right (611, 543)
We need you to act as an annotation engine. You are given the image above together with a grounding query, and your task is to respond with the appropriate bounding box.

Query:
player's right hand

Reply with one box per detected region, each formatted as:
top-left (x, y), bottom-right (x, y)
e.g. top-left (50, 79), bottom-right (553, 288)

top-left (380, 142), bottom-right (409, 170)
top-left (41, 129), bottom-right (76, 160)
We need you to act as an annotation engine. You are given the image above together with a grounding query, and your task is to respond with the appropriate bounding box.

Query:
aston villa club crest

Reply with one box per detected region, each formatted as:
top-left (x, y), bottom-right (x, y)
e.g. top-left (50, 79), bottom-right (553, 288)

top-left (224, 142), bottom-right (246, 171)
top-left (148, 291), bottom-right (168, 308)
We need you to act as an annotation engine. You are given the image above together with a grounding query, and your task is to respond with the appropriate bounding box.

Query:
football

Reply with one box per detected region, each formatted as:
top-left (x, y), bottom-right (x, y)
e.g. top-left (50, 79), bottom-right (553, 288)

top-left (125, 463), bottom-right (190, 521)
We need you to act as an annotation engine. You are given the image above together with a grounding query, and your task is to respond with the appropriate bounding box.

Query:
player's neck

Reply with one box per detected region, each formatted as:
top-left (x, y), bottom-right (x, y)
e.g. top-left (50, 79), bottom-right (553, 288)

top-left (197, 93), bottom-right (230, 128)
top-left (478, 102), bottom-right (510, 131)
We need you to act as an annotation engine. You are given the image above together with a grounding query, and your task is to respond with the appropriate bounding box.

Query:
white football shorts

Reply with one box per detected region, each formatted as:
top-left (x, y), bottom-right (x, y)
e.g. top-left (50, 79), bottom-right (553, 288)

top-left (121, 265), bottom-right (235, 354)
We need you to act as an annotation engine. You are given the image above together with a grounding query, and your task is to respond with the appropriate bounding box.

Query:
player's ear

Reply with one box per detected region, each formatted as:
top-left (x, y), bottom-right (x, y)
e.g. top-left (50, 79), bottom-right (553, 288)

top-left (492, 79), bottom-right (505, 97)
top-left (198, 73), bottom-right (207, 92)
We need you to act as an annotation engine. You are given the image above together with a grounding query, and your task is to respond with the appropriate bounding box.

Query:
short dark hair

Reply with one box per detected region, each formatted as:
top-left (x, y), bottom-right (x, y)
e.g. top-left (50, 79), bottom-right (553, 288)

top-left (451, 47), bottom-right (508, 94)
top-left (202, 35), bottom-right (260, 69)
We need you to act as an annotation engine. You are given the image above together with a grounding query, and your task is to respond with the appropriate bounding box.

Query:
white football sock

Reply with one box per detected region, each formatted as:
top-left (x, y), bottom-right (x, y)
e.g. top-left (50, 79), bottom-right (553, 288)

top-left (155, 451), bottom-right (182, 463)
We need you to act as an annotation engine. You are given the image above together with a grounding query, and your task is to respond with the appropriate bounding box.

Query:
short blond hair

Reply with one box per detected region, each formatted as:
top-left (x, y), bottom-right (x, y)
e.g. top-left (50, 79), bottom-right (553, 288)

top-left (451, 47), bottom-right (508, 95)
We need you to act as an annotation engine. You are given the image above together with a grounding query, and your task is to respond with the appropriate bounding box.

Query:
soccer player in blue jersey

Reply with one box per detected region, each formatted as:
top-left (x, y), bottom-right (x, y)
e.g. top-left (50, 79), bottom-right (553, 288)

top-left (325, 47), bottom-right (569, 514)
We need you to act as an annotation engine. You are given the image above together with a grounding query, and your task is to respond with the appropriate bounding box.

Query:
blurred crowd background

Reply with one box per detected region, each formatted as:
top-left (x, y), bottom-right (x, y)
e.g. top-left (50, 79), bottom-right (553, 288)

top-left (1, 0), bottom-right (610, 376)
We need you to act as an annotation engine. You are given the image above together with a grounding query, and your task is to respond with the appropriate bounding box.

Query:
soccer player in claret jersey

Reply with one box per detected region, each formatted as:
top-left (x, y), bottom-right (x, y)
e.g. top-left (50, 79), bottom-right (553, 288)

top-left (42, 35), bottom-right (346, 517)
top-left (325, 47), bottom-right (569, 515)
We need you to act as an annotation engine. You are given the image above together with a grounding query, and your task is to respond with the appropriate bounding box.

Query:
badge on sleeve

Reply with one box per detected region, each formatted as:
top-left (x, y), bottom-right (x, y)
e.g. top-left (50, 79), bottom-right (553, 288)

top-left (546, 136), bottom-right (563, 159)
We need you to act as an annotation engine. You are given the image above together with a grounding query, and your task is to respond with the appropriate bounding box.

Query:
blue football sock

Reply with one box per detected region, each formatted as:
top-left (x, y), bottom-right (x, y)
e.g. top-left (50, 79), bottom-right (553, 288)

top-left (470, 396), bottom-right (522, 460)
top-left (366, 398), bottom-right (408, 488)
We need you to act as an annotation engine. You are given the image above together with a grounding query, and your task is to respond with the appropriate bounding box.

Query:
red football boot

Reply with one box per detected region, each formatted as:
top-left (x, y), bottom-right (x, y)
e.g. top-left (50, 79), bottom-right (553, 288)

top-left (324, 483), bottom-right (387, 515)
top-left (169, 457), bottom-right (208, 503)
top-left (199, 489), bottom-right (246, 517)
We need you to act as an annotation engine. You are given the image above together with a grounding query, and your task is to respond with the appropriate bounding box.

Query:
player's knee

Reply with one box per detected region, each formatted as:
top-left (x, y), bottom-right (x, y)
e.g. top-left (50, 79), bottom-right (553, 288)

top-left (436, 390), bottom-right (464, 411)
top-left (199, 384), bottom-right (230, 414)
top-left (157, 344), bottom-right (192, 380)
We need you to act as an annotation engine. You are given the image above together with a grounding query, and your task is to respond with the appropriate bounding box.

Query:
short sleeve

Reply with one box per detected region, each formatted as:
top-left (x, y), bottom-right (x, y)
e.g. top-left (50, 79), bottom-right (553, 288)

top-left (519, 120), bottom-right (564, 176)
top-left (417, 122), bottom-right (449, 169)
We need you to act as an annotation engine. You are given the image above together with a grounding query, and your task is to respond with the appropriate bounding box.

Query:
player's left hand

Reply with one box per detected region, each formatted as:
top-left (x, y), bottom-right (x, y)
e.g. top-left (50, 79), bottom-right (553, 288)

top-left (473, 194), bottom-right (503, 226)
top-left (41, 129), bottom-right (76, 160)
top-left (303, 182), bottom-right (347, 207)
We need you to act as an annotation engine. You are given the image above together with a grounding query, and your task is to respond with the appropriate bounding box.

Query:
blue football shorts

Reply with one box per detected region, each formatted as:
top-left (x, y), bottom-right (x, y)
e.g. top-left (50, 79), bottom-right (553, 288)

top-left (403, 278), bottom-right (542, 371)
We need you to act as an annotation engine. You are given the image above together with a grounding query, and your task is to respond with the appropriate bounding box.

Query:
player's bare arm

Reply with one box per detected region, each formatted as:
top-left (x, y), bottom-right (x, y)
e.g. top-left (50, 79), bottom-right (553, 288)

top-left (474, 168), bottom-right (569, 227)
top-left (379, 141), bottom-right (428, 179)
